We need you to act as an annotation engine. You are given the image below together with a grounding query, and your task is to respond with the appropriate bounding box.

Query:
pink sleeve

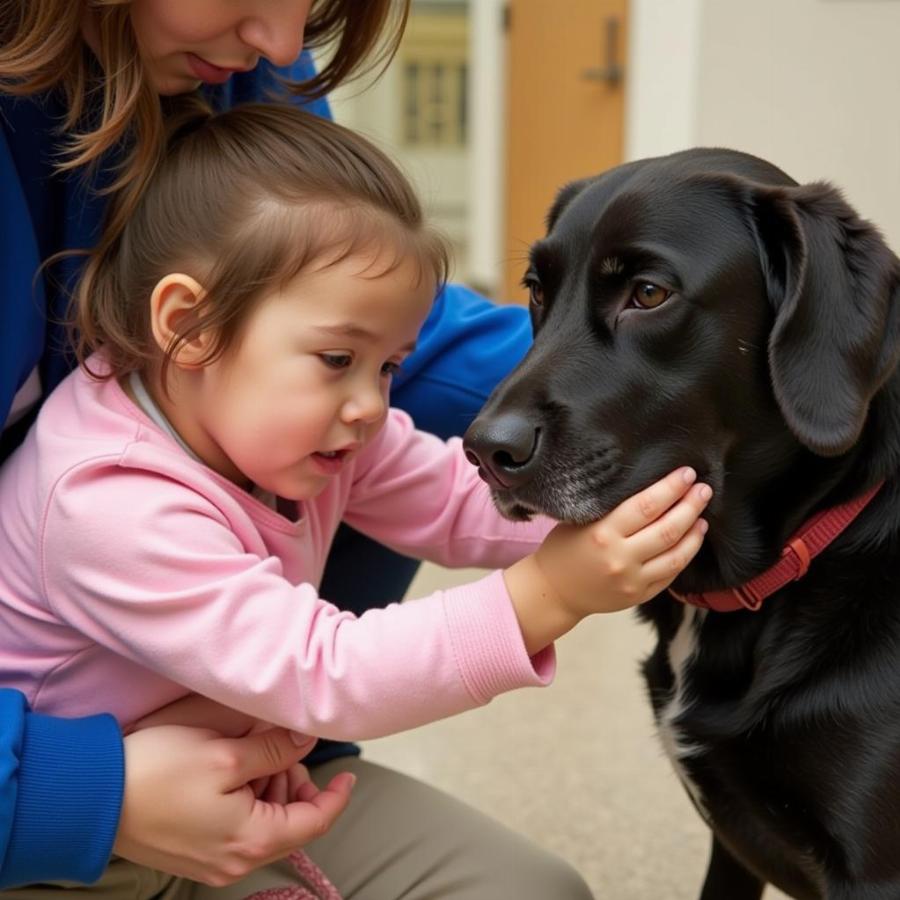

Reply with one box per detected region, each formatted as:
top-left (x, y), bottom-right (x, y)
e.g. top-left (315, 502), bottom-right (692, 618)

top-left (40, 467), bottom-right (554, 738)
top-left (344, 410), bottom-right (554, 568)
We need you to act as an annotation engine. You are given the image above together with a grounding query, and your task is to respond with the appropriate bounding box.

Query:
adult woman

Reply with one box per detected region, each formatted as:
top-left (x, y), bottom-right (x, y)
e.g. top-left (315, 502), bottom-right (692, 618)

top-left (0, 2), bottom-right (588, 898)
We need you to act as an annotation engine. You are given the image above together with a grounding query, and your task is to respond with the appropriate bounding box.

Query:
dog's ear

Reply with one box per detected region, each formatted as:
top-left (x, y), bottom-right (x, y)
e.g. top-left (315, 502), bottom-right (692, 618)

top-left (546, 177), bottom-right (594, 233)
top-left (745, 181), bottom-right (900, 456)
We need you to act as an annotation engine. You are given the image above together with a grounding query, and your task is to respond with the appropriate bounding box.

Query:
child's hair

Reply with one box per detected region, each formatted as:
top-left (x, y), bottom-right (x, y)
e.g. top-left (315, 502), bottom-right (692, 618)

top-left (72, 102), bottom-right (450, 382)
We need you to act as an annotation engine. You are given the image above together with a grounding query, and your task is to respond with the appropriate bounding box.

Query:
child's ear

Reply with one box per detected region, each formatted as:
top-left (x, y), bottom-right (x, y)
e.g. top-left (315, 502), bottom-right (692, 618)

top-left (150, 274), bottom-right (212, 367)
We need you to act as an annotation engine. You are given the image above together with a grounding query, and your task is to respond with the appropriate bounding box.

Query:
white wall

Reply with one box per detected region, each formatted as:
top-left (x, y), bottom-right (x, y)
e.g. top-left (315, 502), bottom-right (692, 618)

top-left (466, 0), bottom-right (506, 293)
top-left (627, 0), bottom-right (900, 247)
top-left (625, 0), bottom-right (703, 161)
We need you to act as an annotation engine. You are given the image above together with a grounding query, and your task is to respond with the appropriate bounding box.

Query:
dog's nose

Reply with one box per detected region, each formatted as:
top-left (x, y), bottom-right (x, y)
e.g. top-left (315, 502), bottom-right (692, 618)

top-left (463, 412), bottom-right (542, 489)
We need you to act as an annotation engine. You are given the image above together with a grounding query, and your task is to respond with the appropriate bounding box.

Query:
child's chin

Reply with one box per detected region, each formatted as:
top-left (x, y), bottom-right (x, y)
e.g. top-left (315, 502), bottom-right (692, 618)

top-left (279, 479), bottom-right (329, 503)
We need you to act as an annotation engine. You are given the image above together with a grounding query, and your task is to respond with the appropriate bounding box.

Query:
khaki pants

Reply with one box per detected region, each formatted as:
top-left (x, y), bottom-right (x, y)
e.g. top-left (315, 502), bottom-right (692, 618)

top-left (3, 759), bottom-right (594, 900)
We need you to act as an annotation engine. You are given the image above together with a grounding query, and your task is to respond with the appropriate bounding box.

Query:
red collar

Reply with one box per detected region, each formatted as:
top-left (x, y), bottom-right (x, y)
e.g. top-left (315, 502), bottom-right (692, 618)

top-left (669, 481), bottom-right (884, 612)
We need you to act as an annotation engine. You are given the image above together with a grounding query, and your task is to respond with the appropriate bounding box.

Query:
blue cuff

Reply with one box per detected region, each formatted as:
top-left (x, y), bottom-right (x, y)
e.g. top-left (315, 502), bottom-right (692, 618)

top-left (1, 711), bottom-right (123, 887)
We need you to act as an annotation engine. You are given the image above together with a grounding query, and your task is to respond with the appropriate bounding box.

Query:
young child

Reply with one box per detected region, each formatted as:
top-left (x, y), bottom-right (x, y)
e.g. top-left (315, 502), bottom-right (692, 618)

top-left (0, 103), bottom-right (710, 893)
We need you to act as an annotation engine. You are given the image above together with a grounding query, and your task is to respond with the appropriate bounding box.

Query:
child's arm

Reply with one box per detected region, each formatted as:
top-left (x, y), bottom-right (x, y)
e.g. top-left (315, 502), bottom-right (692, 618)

top-left (38, 462), bottom-right (705, 742)
top-left (39, 467), bottom-right (551, 739)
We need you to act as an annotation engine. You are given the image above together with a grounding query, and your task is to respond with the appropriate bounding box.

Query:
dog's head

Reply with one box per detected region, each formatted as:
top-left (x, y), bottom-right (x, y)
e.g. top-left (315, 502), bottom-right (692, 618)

top-left (464, 148), bottom-right (900, 588)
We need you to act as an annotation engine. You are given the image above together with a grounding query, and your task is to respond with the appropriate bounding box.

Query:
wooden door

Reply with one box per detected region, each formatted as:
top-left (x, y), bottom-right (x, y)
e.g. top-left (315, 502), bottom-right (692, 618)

top-left (503, 0), bottom-right (628, 301)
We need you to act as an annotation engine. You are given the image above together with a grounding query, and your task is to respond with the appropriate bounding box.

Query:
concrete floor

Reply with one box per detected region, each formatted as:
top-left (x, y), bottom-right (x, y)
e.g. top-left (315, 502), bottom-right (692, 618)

top-left (362, 564), bottom-right (790, 900)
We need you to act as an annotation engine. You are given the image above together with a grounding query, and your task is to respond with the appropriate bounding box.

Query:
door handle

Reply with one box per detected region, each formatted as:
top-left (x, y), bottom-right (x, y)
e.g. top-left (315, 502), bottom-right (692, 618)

top-left (582, 16), bottom-right (623, 86)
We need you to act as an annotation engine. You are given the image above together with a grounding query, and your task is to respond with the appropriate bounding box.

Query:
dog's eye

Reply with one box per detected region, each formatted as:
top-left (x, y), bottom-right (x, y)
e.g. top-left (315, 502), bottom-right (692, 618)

top-left (524, 278), bottom-right (544, 308)
top-left (630, 282), bottom-right (671, 309)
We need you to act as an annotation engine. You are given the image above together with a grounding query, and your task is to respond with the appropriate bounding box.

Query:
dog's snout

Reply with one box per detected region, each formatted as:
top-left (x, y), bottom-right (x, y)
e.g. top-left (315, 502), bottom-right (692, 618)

top-left (463, 412), bottom-right (542, 489)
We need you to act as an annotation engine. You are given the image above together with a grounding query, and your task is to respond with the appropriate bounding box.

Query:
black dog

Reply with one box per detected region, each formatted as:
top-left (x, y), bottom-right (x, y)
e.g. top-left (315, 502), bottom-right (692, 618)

top-left (462, 148), bottom-right (900, 899)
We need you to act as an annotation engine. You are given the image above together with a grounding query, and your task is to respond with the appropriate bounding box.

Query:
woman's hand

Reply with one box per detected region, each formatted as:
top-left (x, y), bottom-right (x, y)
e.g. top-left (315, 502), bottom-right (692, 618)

top-left (115, 724), bottom-right (354, 886)
top-left (132, 693), bottom-right (320, 802)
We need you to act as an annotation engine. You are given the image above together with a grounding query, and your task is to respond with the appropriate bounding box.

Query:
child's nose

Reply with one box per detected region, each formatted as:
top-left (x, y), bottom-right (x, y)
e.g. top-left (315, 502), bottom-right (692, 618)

top-left (343, 386), bottom-right (387, 425)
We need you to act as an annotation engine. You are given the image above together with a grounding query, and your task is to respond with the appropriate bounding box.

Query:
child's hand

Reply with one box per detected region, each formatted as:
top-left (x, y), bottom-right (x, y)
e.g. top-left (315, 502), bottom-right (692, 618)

top-left (535, 466), bottom-right (711, 616)
top-left (504, 467), bottom-right (711, 655)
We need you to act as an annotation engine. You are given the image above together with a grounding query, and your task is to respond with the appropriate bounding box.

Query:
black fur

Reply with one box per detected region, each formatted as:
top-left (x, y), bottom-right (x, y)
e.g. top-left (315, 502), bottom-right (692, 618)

top-left (463, 147), bottom-right (900, 899)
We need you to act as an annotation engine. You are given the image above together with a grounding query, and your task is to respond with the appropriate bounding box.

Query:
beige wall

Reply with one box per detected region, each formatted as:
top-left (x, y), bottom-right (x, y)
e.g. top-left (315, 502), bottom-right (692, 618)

top-left (628, 0), bottom-right (900, 248)
top-left (699, 0), bottom-right (900, 247)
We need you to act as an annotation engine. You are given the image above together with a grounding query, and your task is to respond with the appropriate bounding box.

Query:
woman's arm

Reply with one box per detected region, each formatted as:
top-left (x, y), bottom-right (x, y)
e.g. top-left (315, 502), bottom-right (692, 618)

top-left (0, 689), bottom-right (353, 888)
top-left (0, 126), bottom-right (51, 437)
top-left (0, 689), bottom-right (123, 887)
top-left (391, 283), bottom-right (532, 439)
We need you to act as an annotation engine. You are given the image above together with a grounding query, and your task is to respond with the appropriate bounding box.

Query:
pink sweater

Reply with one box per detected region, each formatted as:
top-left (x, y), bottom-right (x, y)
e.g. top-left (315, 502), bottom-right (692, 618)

top-left (0, 362), bottom-right (554, 738)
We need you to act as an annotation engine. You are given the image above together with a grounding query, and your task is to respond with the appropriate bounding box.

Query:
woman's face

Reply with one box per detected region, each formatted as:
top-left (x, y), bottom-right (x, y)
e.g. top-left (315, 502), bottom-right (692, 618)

top-left (126, 0), bottom-right (315, 95)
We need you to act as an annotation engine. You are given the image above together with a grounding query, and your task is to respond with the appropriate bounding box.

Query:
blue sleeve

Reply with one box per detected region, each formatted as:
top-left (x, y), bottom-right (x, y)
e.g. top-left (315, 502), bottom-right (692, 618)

top-left (390, 283), bottom-right (533, 439)
top-left (0, 115), bottom-right (47, 432)
top-left (0, 690), bottom-right (123, 888)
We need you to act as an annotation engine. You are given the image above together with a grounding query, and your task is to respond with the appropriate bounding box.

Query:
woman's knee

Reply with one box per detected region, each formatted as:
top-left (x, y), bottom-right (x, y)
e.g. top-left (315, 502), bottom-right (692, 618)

top-left (487, 846), bottom-right (594, 900)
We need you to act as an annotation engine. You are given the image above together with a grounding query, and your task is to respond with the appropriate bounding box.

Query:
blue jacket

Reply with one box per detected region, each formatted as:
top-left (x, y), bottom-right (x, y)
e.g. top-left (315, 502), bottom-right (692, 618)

top-left (0, 54), bottom-right (531, 885)
top-left (0, 691), bottom-right (123, 886)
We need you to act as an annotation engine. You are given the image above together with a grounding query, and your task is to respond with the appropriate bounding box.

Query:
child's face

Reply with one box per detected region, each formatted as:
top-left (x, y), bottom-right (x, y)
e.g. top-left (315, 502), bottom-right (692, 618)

top-left (178, 251), bottom-right (436, 501)
top-left (125, 0), bottom-right (313, 95)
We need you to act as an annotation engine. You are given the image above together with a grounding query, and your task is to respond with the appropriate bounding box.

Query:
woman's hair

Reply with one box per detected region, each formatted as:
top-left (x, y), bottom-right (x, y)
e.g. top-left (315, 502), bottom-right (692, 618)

top-left (72, 102), bottom-right (449, 383)
top-left (0, 0), bottom-right (411, 255)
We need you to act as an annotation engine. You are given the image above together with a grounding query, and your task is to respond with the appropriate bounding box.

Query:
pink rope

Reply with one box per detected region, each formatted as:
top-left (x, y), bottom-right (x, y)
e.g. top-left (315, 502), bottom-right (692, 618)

top-left (243, 850), bottom-right (342, 900)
